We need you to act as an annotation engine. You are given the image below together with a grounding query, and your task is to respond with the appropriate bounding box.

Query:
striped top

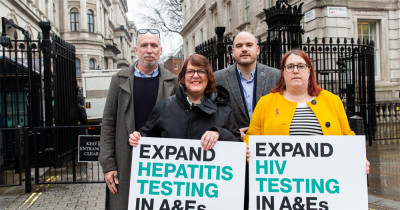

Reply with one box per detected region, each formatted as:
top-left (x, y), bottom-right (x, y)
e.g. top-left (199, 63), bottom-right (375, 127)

top-left (289, 102), bottom-right (323, 135)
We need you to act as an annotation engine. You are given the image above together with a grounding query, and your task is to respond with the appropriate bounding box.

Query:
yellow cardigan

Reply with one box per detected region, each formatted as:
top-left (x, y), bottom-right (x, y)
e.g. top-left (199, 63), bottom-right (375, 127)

top-left (244, 90), bottom-right (355, 143)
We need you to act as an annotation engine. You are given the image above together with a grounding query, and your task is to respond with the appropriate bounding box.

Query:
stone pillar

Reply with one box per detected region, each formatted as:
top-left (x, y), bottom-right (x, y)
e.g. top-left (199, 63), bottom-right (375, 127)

top-left (104, 8), bottom-right (109, 38)
top-left (62, 0), bottom-right (69, 31)
top-left (96, 0), bottom-right (101, 34)
top-left (108, 58), bottom-right (113, 70)
top-left (80, 0), bottom-right (87, 32)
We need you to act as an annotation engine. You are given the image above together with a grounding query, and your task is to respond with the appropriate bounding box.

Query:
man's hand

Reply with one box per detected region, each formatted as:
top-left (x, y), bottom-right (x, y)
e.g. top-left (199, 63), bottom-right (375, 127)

top-left (201, 131), bottom-right (219, 151)
top-left (239, 127), bottom-right (249, 139)
top-left (105, 170), bottom-right (119, 194)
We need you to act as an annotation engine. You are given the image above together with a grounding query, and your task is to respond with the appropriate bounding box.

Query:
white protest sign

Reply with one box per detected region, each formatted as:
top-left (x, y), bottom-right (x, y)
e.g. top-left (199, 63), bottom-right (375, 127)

top-left (128, 137), bottom-right (246, 210)
top-left (249, 136), bottom-right (368, 210)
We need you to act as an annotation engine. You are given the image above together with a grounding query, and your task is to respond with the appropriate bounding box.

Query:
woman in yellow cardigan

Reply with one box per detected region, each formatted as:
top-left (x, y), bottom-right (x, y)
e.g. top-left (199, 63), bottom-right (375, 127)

top-left (244, 49), bottom-right (369, 173)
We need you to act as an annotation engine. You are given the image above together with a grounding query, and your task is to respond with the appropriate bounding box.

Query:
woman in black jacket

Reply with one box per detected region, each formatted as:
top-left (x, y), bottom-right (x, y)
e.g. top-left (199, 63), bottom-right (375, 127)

top-left (129, 54), bottom-right (241, 150)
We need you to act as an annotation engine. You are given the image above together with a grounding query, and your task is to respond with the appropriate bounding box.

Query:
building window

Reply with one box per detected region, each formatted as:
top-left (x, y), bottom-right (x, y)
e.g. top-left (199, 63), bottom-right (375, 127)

top-left (89, 58), bottom-right (95, 70)
top-left (244, 0), bottom-right (250, 22)
top-left (227, 2), bottom-right (232, 33)
top-left (200, 28), bottom-right (204, 43)
top-left (266, 0), bottom-right (273, 8)
top-left (214, 12), bottom-right (218, 28)
top-left (358, 21), bottom-right (380, 78)
top-left (104, 57), bottom-right (108, 70)
top-left (174, 63), bottom-right (178, 70)
top-left (70, 8), bottom-right (79, 31)
top-left (88, 10), bottom-right (94, 33)
top-left (76, 59), bottom-right (81, 77)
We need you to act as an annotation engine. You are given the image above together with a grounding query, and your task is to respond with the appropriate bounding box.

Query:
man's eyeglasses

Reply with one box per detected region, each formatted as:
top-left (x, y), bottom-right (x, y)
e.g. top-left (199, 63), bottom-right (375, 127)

top-left (186, 69), bottom-right (208, 77)
top-left (137, 29), bottom-right (160, 38)
top-left (284, 63), bottom-right (309, 73)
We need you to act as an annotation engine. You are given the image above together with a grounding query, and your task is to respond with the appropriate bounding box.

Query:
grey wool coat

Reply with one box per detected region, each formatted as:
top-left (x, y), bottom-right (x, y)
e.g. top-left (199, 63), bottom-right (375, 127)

top-left (214, 63), bottom-right (280, 128)
top-left (99, 64), bottom-right (178, 210)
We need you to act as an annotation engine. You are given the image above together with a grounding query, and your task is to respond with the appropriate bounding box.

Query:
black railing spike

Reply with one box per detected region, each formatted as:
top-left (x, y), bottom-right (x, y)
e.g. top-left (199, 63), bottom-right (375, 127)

top-left (314, 37), bottom-right (318, 43)
top-left (336, 37), bottom-right (340, 44)
top-left (329, 37), bottom-right (333, 44)
top-left (321, 37), bottom-right (325, 44)
top-left (351, 38), bottom-right (354, 44)
top-left (258, 36), bottom-right (262, 44)
top-left (344, 38), bottom-right (347, 44)
top-left (357, 38), bottom-right (360, 44)
top-left (370, 40), bottom-right (375, 47)
top-left (14, 30), bottom-right (18, 39)
top-left (306, 37), bottom-right (311, 43)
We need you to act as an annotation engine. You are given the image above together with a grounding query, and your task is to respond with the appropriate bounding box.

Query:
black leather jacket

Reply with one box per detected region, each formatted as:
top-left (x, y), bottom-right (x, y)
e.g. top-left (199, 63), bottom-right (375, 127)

top-left (140, 85), bottom-right (241, 142)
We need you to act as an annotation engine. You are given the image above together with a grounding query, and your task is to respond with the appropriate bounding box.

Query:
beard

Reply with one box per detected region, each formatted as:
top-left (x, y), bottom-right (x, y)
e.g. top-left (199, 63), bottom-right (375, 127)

top-left (140, 59), bottom-right (158, 69)
top-left (236, 57), bottom-right (256, 66)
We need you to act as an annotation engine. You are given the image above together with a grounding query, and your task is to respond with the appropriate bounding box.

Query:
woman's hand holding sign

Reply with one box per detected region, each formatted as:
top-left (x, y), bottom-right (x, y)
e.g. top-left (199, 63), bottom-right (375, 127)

top-left (201, 131), bottom-right (219, 151)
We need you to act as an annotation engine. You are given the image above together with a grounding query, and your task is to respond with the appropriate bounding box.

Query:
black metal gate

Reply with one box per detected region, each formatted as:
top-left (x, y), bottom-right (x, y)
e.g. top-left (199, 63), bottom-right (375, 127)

top-left (1, 18), bottom-right (104, 192)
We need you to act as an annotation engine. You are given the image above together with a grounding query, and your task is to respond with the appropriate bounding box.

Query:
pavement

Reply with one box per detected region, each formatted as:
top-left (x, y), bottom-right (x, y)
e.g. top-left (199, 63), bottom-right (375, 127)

top-left (0, 142), bottom-right (399, 210)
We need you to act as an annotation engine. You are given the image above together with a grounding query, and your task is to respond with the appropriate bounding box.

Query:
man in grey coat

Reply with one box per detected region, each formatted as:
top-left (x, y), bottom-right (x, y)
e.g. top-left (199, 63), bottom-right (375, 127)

top-left (214, 31), bottom-right (279, 210)
top-left (99, 29), bottom-right (178, 210)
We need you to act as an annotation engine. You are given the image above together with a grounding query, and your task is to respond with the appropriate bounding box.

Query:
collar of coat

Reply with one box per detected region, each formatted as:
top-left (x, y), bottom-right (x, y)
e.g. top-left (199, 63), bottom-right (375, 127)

top-left (175, 85), bottom-right (230, 115)
top-left (118, 62), bottom-right (176, 82)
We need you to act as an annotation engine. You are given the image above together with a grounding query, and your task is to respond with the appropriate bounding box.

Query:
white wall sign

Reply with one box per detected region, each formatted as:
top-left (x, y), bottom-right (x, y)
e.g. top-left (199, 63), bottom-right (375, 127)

top-left (304, 9), bottom-right (316, 23)
top-left (128, 137), bottom-right (246, 210)
top-left (327, 7), bottom-right (347, 17)
top-left (249, 135), bottom-right (368, 210)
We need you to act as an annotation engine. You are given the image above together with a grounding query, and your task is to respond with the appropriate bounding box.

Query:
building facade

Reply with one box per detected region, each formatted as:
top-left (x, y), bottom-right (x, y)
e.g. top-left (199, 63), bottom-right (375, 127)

top-left (163, 49), bottom-right (184, 76)
top-left (181, 0), bottom-right (400, 101)
top-left (0, 0), bottom-right (137, 77)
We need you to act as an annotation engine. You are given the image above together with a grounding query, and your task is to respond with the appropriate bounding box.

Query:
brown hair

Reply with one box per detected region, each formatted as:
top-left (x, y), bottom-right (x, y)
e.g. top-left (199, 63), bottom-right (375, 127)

top-left (178, 54), bottom-right (216, 94)
top-left (271, 49), bottom-right (322, 96)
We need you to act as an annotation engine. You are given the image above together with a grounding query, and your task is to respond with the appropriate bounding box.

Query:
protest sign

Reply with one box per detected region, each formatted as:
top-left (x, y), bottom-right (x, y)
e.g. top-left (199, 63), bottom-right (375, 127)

top-left (249, 136), bottom-right (368, 210)
top-left (128, 137), bottom-right (246, 210)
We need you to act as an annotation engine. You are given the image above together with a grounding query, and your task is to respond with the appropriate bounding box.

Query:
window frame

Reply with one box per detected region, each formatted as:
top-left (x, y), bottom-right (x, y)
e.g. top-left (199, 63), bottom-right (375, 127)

top-left (76, 58), bottom-right (81, 77)
top-left (357, 20), bottom-right (380, 79)
top-left (244, 0), bottom-right (250, 22)
top-left (89, 58), bottom-right (95, 70)
top-left (227, 2), bottom-right (232, 33)
top-left (70, 8), bottom-right (79, 32)
top-left (87, 9), bottom-right (94, 33)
